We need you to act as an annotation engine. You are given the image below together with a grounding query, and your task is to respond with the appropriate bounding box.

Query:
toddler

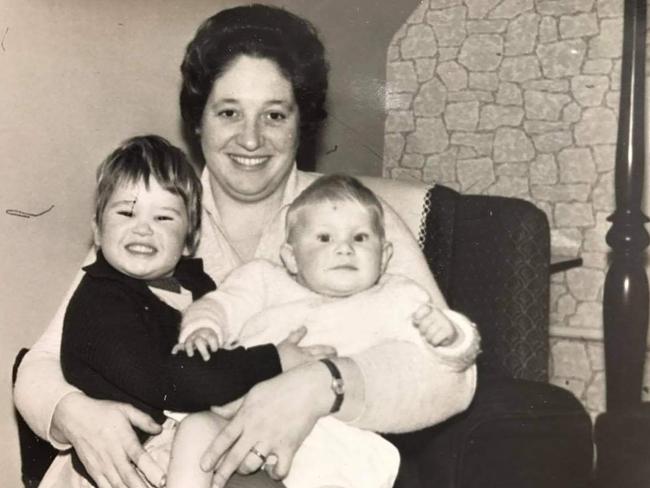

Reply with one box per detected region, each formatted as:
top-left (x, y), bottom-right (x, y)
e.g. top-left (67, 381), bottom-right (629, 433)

top-left (39, 135), bottom-right (327, 488)
top-left (177, 174), bottom-right (481, 488)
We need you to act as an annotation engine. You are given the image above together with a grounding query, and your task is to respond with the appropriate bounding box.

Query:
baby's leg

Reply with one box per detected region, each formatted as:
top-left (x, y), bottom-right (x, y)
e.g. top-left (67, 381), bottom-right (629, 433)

top-left (166, 411), bottom-right (226, 488)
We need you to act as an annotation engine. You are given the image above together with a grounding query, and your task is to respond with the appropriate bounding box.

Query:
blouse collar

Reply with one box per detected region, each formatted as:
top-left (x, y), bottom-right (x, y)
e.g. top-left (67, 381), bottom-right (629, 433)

top-left (200, 164), bottom-right (303, 224)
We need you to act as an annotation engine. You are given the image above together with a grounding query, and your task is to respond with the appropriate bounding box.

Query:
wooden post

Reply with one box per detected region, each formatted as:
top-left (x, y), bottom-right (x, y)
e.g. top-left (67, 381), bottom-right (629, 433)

top-left (603, 0), bottom-right (650, 410)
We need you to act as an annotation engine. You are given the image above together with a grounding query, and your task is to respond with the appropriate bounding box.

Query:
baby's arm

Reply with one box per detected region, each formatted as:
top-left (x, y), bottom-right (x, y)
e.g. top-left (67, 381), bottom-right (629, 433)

top-left (179, 261), bottom-right (271, 347)
top-left (293, 275), bottom-right (480, 371)
top-left (387, 275), bottom-right (480, 371)
top-left (418, 307), bottom-right (481, 371)
top-left (173, 327), bottom-right (222, 361)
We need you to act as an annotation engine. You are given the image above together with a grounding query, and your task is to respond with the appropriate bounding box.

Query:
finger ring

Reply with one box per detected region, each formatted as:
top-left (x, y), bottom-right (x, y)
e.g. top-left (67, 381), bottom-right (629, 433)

top-left (249, 446), bottom-right (267, 463)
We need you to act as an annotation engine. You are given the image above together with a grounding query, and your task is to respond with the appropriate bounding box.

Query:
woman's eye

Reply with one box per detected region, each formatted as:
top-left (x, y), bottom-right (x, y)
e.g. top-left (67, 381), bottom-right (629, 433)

top-left (354, 233), bottom-right (369, 242)
top-left (218, 109), bottom-right (238, 119)
top-left (317, 234), bottom-right (331, 243)
top-left (266, 111), bottom-right (286, 122)
top-left (117, 210), bottom-right (133, 218)
top-left (155, 215), bottom-right (174, 222)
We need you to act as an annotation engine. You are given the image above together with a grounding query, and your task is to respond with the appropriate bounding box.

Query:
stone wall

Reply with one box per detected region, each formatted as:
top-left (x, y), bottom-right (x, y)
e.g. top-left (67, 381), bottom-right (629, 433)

top-left (383, 0), bottom-right (650, 417)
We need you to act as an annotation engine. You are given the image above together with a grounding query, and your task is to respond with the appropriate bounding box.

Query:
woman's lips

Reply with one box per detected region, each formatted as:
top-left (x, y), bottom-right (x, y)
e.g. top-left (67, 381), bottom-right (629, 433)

top-left (230, 154), bottom-right (270, 167)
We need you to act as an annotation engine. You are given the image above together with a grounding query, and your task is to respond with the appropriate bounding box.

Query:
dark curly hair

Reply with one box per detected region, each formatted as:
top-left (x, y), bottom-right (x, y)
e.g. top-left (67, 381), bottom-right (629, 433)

top-left (180, 4), bottom-right (329, 170)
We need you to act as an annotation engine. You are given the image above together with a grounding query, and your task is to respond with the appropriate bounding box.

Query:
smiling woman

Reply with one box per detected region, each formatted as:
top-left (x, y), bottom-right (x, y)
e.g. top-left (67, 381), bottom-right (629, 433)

top-left (199, 56), bottom-right (300, 208)
top-left (13, 4), bottom-right (475, 488)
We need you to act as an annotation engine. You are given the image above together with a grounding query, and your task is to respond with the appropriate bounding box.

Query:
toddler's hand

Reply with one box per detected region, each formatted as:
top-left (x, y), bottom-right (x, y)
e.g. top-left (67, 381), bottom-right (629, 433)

top-left (171, 327), bottom-right (220, 361)
top-left (277, 326), bottom-right (337, 371)
top-left (413, 303), bottom-right (458, 347)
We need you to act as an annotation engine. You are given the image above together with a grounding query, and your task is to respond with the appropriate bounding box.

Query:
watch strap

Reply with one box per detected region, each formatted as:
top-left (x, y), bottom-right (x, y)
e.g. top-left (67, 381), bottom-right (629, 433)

top-left (320, 358), bottom-right (344, 413)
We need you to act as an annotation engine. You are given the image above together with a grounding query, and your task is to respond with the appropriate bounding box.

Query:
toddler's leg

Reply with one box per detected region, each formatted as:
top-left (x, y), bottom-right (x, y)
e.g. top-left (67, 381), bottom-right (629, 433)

top-left (166, 411), bottom-right (226, 488)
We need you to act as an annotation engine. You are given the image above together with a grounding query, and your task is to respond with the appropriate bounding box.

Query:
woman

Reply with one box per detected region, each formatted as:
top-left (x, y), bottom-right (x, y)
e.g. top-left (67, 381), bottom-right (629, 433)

top-left (14, 5), bottom-right (476, 488)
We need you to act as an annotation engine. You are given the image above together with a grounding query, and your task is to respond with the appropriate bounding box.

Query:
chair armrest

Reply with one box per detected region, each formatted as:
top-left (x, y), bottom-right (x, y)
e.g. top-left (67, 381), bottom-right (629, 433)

top-left (387, 378), bottom-right (593, 488)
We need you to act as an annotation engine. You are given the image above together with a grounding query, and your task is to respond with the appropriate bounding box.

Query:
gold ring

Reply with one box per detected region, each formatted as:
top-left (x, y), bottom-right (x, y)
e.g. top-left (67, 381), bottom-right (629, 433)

top-left (249, 446), bottom-right (267, 463)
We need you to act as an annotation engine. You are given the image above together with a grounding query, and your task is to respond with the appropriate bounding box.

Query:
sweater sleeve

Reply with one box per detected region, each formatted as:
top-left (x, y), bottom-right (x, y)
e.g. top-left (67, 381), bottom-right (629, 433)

top-left (179, 260), bottom-right (270, 346)
top-left (349, 342), bottom-right (477, 433)
top-left (61, 279), bottom-right (281, 415)
top-left (380, 198), bottom-right (448, 308)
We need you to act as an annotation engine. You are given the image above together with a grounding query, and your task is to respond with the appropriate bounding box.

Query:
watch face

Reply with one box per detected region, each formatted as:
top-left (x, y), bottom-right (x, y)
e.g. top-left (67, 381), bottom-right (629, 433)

top-left (333, 378), bottom-right (345, 395)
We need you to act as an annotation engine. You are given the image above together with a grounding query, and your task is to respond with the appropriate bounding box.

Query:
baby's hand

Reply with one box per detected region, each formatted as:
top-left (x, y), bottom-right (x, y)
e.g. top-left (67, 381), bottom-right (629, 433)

top-left (413, 303), bottom-right (458, 347)
top-left (171, 327), bottom-right (220, 361)
top-left (277, 326), bottom-right (337, 371)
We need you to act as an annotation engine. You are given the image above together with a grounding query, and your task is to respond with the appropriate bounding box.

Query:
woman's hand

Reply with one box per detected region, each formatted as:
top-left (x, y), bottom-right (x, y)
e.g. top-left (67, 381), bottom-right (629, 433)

top-left (200, 362), bottom-right (334, 487)
top-left (276, 326), bottom-right (337, 371)
top-left (52, 392), bottom-right (165, 488)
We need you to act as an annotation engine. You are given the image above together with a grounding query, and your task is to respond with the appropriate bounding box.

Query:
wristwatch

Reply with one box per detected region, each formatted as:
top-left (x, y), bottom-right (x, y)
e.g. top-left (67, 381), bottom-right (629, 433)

top-left (320, 358), bottom-right (344, 413)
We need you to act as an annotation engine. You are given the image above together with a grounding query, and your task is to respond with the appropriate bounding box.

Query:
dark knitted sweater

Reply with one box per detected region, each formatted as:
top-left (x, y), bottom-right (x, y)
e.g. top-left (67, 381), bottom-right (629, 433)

top-left (61, 251), bottom-right (281, 424)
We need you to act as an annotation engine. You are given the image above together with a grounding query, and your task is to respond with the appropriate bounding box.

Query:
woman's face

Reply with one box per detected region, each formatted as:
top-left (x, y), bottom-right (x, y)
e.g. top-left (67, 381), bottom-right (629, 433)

top-left (200, 55), bottom-right (300, 203)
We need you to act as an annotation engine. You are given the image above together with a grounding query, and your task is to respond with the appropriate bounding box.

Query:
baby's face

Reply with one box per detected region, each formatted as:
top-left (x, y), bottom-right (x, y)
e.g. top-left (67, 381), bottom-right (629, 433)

top-left (283, 200), bottom-right (391, 297)
top-left (94, 177), bottom-right (189, 280)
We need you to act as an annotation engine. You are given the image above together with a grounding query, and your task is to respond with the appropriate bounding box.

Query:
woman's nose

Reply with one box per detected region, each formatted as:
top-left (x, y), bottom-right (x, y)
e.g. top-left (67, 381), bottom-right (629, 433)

top-left (236, 117), bottom-right (263, 150)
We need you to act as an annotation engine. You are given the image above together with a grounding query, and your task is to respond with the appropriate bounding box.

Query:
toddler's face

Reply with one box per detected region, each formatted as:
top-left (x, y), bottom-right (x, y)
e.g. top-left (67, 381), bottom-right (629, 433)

top-left (93, 177), bottom-right (189, 280)
top-left (282, 201), bottom-right (392, 297)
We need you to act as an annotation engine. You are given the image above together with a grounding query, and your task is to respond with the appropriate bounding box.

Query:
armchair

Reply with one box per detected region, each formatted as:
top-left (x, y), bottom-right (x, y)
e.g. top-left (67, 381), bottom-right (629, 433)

top-left (12, 183), bottom-right (594, 488)
top-left (385, 184), bottom-right (594, 488)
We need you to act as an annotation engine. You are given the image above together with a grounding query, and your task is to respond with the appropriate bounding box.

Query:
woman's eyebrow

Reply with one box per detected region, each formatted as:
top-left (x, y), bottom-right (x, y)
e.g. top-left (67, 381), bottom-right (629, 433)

top-left (265, 99), bottom-right (296, 108)
top-left (212, 97), bottom-right (294, 106)
top-left (212, 97), bottom-right (238, 104)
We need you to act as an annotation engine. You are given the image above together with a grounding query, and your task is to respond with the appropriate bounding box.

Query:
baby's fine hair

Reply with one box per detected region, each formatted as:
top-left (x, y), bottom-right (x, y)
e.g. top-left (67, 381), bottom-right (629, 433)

top-left (94, 135), bottom-right (202, 254)
top-left (286, 174), bottom-right (385, 242)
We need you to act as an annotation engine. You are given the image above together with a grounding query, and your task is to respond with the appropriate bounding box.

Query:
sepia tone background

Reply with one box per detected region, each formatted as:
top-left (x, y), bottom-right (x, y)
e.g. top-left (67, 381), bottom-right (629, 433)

top-left (2, 0), bottom-right (650, 486)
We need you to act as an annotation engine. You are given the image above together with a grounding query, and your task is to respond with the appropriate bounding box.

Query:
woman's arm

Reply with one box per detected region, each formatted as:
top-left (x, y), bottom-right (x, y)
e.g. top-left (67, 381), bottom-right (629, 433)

top-left (348, 341), bottom-right (476, 432)
top-left (380, 194), bottom-right (448, 307)
top-left (13, 250), bottom-right (92, 446)
top-left (202, 345), bottom-right (476, 484)
top-left (201, 357), bottom-right (363, 485)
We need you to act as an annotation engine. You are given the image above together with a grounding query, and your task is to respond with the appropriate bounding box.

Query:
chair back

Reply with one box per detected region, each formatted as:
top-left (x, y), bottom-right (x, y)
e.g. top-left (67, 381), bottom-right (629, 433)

top-left (421, 185), bottom-right (551, 381)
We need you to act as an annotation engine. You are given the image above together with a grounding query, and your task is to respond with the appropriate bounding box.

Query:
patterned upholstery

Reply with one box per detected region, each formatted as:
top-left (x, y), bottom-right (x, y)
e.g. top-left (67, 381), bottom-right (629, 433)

top-left (385, 184), bottom-right (593, 488)
top-left (421, 185), bottom-right (550, 381)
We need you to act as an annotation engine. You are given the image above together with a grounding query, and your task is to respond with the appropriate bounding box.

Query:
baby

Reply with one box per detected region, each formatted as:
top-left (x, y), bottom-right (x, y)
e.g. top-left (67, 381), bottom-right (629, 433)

top-left (39, 135), bottom-right (326, 488)
top-left (176, 174), bottom-right (480, 488)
